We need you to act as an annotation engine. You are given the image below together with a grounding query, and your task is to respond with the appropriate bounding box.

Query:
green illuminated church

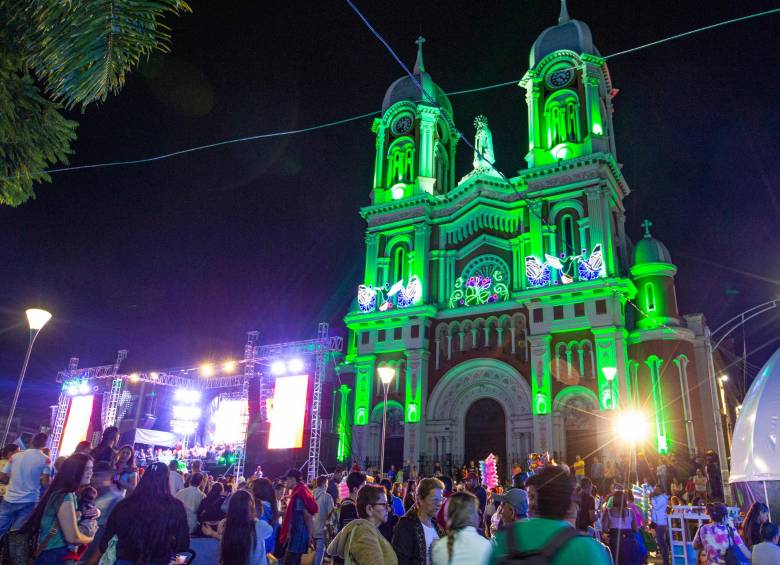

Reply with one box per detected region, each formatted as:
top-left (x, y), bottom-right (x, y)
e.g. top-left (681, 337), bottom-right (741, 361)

top-left (334, 3), bottom-right (728, 479)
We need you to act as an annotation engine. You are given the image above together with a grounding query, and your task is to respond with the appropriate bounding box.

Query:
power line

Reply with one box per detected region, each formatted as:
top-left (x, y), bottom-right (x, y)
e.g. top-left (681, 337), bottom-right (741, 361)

top-left (2, 6), bottom-right (777, 181)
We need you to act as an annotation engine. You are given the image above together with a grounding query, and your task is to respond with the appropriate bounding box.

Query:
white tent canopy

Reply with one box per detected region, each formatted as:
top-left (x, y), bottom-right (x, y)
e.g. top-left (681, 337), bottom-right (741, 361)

top-left (729, 346), bottom-right (780, 483)
top-left (133, 428), bottom-right (179, 448)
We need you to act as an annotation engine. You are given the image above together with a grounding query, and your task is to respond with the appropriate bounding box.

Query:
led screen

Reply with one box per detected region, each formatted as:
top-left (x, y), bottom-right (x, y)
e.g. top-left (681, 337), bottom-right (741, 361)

top-left (59, 395), bottom-right (94, 456)
top-left (268, 374), bottom-right (309, 449)
top-left (212, 398), bottom-right (248, 445)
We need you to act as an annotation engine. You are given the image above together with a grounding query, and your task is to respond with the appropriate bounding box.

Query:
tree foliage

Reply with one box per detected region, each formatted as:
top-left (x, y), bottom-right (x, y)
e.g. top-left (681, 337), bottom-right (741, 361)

top-left (0, 0), bottom-right (191, 205)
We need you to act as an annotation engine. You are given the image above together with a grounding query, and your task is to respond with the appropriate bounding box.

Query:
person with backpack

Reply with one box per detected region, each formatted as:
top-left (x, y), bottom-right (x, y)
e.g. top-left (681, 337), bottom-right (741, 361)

top-left (338, 471), bottom-right (366, 532)
top-left (692, 502), bottom-right (751, 564)
top-left (489, 465), bottom-right (611, 565)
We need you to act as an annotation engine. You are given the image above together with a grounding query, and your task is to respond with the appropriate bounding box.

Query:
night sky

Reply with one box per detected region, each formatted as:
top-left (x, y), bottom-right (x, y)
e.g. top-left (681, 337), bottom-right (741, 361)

top-left (2, 1), bottom-right (779, 427)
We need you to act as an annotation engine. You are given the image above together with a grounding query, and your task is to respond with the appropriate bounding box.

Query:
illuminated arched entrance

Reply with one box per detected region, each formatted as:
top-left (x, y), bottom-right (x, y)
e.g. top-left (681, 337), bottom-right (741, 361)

top-left (464, 398), bottom-right (506, 473)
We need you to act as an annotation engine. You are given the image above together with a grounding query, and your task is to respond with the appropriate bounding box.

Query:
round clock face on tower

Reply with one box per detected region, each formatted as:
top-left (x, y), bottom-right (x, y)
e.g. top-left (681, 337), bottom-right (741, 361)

top-left (546, 68), bottom-right (574, 88)
top-left (391, 114), bottom-right (414, 135)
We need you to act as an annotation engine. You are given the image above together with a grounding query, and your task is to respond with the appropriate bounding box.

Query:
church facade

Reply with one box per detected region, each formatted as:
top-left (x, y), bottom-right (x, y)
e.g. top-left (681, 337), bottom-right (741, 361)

top-left (333, 7), bottom-right (728, 480)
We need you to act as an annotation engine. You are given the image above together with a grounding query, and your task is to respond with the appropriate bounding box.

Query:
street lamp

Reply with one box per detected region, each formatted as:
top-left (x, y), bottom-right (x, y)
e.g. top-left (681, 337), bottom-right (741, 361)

top-left (601, 366), bottom-right (617, 410)
top-left (2, 309), bottom-right (52, 446)
top-left (377, 366), bottom-right (396, 479)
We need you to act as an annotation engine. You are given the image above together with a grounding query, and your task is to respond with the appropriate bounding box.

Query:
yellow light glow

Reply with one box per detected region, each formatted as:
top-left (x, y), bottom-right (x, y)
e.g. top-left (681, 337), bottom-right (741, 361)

top-left (223, 360), bottom-right (237, 373)
top-left (150, 372), bottom-right (159, 380)
top-left (200, 363), bottom-right (215, 377)
top-left (129, 373), bottom-right (140, 383)
top-left (614, 410), bottom-right (649, 444)
top-left (719, 374), bottom-right (729, 382)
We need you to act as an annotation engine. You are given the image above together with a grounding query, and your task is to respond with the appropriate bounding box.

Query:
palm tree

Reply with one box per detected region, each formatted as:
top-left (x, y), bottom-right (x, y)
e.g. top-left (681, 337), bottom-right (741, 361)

top-left (0, 0), bottom-right (191, 206)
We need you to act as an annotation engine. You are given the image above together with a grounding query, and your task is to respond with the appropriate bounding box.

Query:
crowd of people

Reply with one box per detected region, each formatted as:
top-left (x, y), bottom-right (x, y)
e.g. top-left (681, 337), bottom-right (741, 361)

top-left (0, 431), bottom-right (777, 565)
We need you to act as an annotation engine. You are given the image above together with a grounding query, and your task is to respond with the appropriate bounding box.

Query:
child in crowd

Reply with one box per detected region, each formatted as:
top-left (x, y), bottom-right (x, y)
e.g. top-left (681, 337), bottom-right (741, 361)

top-left (63, 485), bottom-right (100, 561)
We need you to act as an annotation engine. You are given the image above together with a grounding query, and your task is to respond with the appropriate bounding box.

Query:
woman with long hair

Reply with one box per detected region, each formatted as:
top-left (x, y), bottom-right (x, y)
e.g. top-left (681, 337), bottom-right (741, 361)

top-left (601, 490), bottom-right (639, 565)
top-left (392, 478), bottom-right (445, 565)
top-left (97, 461), bottom-right (190, 564)
top-left (90, 427), bottom-right (119, 464)
top-left (197, 482), bottom-right (226, 533)
top-left (741, 501), bottom-right (769, 551)
top-left (250, 478), bottom-right (279, 554)
top-left (113, 445), bottom-right (137, 495)
top-left (22, 453), bottom-right (94, 564)
top-left (431, 491), bottom-right (491, 565)
top-left (203, 489), bottom-right (273, 565)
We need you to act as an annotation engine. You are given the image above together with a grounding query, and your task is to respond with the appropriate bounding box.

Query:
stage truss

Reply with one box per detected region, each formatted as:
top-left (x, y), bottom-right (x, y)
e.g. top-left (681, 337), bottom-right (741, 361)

top-left (50, 325), bottom-right (342, 480)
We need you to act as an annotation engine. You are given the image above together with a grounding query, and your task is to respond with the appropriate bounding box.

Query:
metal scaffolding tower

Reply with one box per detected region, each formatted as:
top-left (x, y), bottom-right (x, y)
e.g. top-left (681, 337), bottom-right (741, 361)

top-left (234, 331), bottom-right (258, 480)
top-left (251, 323), bottom-right (342, 482)
top-left (103, 349), bottom-right (128, 428)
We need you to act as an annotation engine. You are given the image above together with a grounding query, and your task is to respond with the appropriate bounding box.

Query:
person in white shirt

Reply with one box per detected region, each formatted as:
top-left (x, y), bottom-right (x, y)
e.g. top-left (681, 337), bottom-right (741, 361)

top-left (0, 433), bottom-right (51, 536)
top-left (650, 485), bottom-right (671, 565)
top-left (431, 491), bottom-right (491, 565)
top-left (168, 460), bottom-right (185, 494)
top-left (752, 522), bottom-right (780, 565)
top-left (176, 472), bottom-right (206, 534)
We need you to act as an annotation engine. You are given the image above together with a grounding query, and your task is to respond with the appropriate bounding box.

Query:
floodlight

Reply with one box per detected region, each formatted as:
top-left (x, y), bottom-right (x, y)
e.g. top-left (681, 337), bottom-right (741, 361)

top-left (287, 358), bottom-right (304, 373)
top-left (172, 405), bottom-right (201, 421)
top-left (78, 382), bottom-right (90, 395)
top-left (129, 373), bottom-right (140, 383)
top-left (271, 360), bottom-right (286, 375)
top-left (223, 360), bottom-right (237, 373)
top-left (66, 384), bottom-right (78, 396)
top-left (614, 410), bottom-right (649, 444)
top-left (150, 372), bottom-right (159, 380)
top-left (200, 363), bottom-right (215, 377)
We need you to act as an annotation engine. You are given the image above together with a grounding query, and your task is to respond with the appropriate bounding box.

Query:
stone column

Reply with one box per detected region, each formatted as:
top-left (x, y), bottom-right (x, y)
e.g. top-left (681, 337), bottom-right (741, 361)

top-left (413, 223), bottom-right (431, 301)
top-left (674, 356), bottom-right (696, 457)
top-left (530, 334), bottom-right (553, 451)
top-left (403, 350), bottom-right (429, 465)
top-left (364, 233), bottom-right (380, 287)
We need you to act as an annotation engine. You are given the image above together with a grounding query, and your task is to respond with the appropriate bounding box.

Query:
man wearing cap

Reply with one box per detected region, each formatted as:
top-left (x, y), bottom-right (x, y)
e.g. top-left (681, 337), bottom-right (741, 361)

top-left (495, 488), bottom-right (529, 529)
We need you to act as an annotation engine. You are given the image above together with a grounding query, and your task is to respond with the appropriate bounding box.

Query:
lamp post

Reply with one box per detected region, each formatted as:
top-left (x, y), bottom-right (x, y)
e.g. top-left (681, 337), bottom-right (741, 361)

top-left (377, 367), bottom-right (396, 479)
top-left (2, 309), bottom-right (52, 446)
top-left (602, 366), bottom-right (617, 410)
top-left (717, 375), bottom-right (733, 450)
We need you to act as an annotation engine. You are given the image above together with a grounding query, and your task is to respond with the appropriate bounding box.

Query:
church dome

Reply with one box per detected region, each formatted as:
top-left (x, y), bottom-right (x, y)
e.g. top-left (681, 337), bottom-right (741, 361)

top-left (382, 72), bottom-right (452, 115)
top-left (633, 220), bottom-right (673, 265)
top-left (381, 37), bottom-right (452, 116)
top-left (529, 2), bottom-right (599, 68)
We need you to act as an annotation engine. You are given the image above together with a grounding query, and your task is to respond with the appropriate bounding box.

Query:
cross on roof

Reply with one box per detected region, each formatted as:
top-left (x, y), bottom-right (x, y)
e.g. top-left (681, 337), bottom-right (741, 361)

top-left (641, 219), bottom-right (653, 238)
top-left (415, 36), bottom-right (426, 48)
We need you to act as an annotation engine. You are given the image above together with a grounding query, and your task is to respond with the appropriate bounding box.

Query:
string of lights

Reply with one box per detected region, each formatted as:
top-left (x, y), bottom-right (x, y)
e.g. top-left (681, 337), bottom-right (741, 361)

top-left (2, 6), bottom-right (777, 182)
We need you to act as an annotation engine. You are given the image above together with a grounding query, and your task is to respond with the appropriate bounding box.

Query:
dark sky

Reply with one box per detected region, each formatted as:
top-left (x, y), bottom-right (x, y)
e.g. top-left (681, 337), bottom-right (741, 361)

top-left (2, 1), bottom-right (779, 426)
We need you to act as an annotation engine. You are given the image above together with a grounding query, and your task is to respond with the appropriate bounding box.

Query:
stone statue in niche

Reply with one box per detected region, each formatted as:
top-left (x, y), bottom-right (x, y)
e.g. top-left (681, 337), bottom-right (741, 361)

top-left (472, 115), bottom-right (500, 176)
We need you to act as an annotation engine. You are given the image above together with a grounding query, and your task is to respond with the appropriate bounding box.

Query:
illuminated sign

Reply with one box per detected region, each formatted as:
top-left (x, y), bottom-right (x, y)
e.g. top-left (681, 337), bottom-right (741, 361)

top-left (357, 275), bottom-right (421, 313)
top-left (525, 244), bottom-right (605, 288)
top-left (268, 374), bottom-right (309, 449)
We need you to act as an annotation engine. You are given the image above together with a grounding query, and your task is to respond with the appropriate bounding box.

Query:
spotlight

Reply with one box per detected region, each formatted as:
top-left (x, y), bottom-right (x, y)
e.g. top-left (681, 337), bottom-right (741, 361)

top-left (174, 388), bottom-right (200, 403)
top-left (223, 360), bottom-right (237, 373)
top-left (200, 363), bottom-right (215, 377)
top-left (719, 375), bottom-right (729, 382)
top-left (287, 358), bottom-right (304, 373)
top-left (172, 405), bottom-right (202, 420)
top-left (150, 372), bottom-right (159, 380)
top-left (66, 384), bottom-right (78, 396)
top-left (129, 373), bottom-right (140, 383)
top-left (271, 360), bottom-right (286, 375)
top-left (78, 382), bottom-right (90, 395)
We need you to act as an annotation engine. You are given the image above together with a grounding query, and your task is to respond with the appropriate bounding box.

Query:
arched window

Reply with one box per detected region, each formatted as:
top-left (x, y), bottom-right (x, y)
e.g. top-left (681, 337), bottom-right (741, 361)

top-left (645, 283), bottom-right (657, 312)
top-left (390, 244), bottom-right (409, 283)
top-left (435, 143), bottom-right (449, 194)
top-left (386, 138), bottom-right (415, 186)
top-left (560, 214), bottom-right (576, 256)
top-left (545, 92), bottom-right (581, 148)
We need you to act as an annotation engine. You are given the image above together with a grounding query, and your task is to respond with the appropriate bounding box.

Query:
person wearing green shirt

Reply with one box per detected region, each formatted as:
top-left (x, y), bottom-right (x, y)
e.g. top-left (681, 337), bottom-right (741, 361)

top-left (489, 465), bottom-right (612, 565)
